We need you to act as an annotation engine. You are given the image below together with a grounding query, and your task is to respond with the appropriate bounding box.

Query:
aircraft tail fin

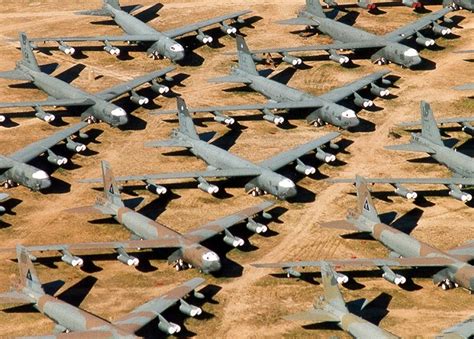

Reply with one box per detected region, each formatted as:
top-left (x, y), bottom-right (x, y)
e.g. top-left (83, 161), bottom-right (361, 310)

top-left (235, 35), bottom-right (258, 76)
top-left (16, 245), bottom-right (44, 295)
top-left (420, 101), bottom-right (443, 146)
top-left (76, 0), bottom-right (120, 16)
top-left (319, 262), bottom-right (348, 312)
top-left (101, 160), bottom-right (124, 207)
top-left (176, 97), bottom-right (200, 140)
top-left (18, 32), bottom-right (40, 72)
top-left (355, 175), bottom-right (381, 224)
top-left (305, 0), bottom-right (327, 18)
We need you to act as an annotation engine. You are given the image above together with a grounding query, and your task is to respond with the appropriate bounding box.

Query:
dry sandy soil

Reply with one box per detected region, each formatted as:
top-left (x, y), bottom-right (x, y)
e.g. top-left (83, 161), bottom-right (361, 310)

top-left (0, 0), bottom-right (472, 337)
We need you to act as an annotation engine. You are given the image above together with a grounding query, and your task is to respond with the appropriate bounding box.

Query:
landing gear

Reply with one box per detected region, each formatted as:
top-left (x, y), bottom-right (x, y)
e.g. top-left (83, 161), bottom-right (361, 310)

top-left (173, 259), bottom-right (191, 271)
top-left (3, 180), bottom-right (15, 189)
top-left (376, 57), bottom-right (387, 66)
top-left (250, 187), bottom-right (264, 197)
top-left (440, 279), bottom-right (457, 290)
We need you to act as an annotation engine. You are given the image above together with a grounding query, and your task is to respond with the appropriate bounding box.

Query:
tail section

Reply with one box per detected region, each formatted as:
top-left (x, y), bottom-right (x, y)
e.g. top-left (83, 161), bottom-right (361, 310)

top-left (76, 0), bottom-right (120, 16)
top-left (305, 0), bottom-right (327, 17)
top-left (17, 245), bottom-right (44, 295)
top-left (176, 97), bottom-right (200, 140)
top-left (235, 35), bottom-right (258, 76)
top-left (355, 175), bottom-right (381, 223)
top-left (18, 32), bottom-right (40, 72)
top-left (420, 101), bottom-right (443, 146)
top-left (101, 160), bottom-right (124, 207)
top-left (319, 262), bottom-right (348, 312)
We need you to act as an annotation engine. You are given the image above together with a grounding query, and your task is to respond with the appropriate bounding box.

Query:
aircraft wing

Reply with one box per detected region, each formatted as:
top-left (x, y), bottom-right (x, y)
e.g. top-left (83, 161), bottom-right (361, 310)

top-left (446, 240), bottom-right (474, 262)
top-left (384, 7), bottom-right (453, 42)
top-left (0, 97), bottom-right (95, 108)
top-left (328, 177), bottom-right (474, 185)
top-left (0, 290), bottom-right (35, 305)
top-left (258, 132), bottom-right (340, 171)
top-left (398, 116), bottom-right (474, 128)
top-left (162, 10), bottom-right (252, 38)
top-left (283, 309), bottom-right (338, 323)
top-left (183, 201), bottom-right (274, 242)
top-left (276, 17), bottom-right (321, 26)
top-left (8, 121), bottom-right (89, 163)
top-left (454, 83), bottom-right (474, 91)
top-left (437, 315), bottom-right (474, 339)
top-left (112, 278), bottom-right (205, 333)
top-left (96, 66), bottom-right (176, 101)
top-left (318, 70), bottom-right (391, 103)
top-left (30, 34), bottom-right (161, 44)
top-left (79, 168), bottom-right (263, 184)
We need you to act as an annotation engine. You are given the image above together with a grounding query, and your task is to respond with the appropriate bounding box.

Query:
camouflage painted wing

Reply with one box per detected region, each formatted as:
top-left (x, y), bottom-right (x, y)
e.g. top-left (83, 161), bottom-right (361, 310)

top-left (30, 34), bottom-right (161, 44)
top-left (283, 309), bottom-right (339, 322)
top-left (384, 7), bottom-right (453, 42)
top-left (162, 10), bottom-right (252, 38)
top-left (454, 83), bottom-right (474, 91)
top-left (447, 240), bottom-right (474, 262)
top-left (183, 201), bottom-right (274, 242)
top-left (96, 66), bottom-right (175, 101)
top-left (398, 116), bottom-right (474, 128)
top-left (328, 177), bottom-right (474, 185)
top-left (8, 121), bottom-right (89, 163)
top-left (259, 132), bottom-right (340, 171)
top-left (0, 97), bottom-right (95, 108)
top-left (111, 278), bottom-right (205, 333)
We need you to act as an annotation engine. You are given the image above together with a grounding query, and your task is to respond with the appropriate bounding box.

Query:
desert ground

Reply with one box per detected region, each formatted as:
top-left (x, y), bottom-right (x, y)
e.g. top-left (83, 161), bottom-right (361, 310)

top-left (0, 0), bottom-right (472, 337)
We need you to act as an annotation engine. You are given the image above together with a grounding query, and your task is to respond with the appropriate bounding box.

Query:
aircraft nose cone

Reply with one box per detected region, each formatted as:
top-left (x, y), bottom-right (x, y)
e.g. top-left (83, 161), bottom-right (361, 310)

top-left (281, 187), bottom-right (297, 200)
top-left (205, 260), bottom-right (221, 273)
top-left (173, 52), bottom-right (185, 62)
top-left (347, 117), bottom-right (360, 128)
top-left (409, 56), bottom-right (422, 67)
top-left (115, 115), bottom-right (128, 127)
top-left (40, 178), bottom-right (52, 190)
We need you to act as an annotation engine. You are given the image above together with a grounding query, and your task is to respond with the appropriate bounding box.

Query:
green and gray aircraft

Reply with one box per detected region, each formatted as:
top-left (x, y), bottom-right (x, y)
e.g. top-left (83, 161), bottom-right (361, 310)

top-left (154, 35), bottom-right (393, 129)
top-left (0, 32), bottom-right (175, 127)
top-left (329, 101), bottom-right (474, 202)
top-left (253, 175), bottom-right (474, 292)
top-left (84, 97), bottom-right (341, 199)
top-left (246, 0), bottom-right (454, 68)
top-left (437, 315), bottom-right (474, 339)
top-left (445, 0), bottom-right (474, 11)
top-left (398, 116), bottom-right (474, 138)
top-left (284, 261), bottom-right (399, 339)
top-left (0, 246), bottom-right (209, 336)
top-left (30, 0), bottom-right (252, 62)
top-left (4, 160), bottom-right (274, 273)
top-left (0, 121), bottom-right (90, 191)
top-left (322, 0), bottom-right (423, 11)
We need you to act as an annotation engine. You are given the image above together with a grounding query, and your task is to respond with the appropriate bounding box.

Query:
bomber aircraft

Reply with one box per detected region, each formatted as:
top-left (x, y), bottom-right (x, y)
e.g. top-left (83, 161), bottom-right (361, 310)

top-left (253, 176), bottom-right (474, 292)
top-left (0, 121), bottom-right (90, 191)
top-left (2, 161), bottom-right (274, 273)
top-left (398, 116), bottom-right (474, 138)
top-left (84, 97), bottom-right (341, 199)
top-left (0, 246), bottom-right (209, 336)
top-left (154, 35), bottom-right (394, 129)
top-left (321, 0), bottom-right (424, 12)
top-left (30, 0), bottom-right (252, 62)
top-left (0, 32), bottom-right (175, 127)
top-left (284, 262), bottom-right (399, 339)
top-left (329, 101), bottom-right (474, 202)
top-left (246, 0), bottom-right (455, 68)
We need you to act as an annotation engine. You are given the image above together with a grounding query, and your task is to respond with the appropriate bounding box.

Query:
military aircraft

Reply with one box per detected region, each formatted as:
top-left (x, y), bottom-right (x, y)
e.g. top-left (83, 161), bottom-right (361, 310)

top-left (437, 315), bottom-right (474, 338)
top-left (29, 0), bottom-right (252, 62)
top-left (398, 116), bottom-right (474, 137)
top-left (284, 262), bottom-right (399, 339)
top-left (246, 0), bottom-right (454, 68)
top-left (329, 101), bottom-right (474, 202)
top-left (253, 176), bottom-right (474, 292)
top-left (84, 97), bottom-right (341, 199)
top-left (322, 0), bottom-right (423, 11)
top-left (0, 121), bottom-right (90, 191)
top-left (0, 32), bottom-right (175, 127)
top-left (444, 0), bottom-right (474, 11)
top-left (0, 246), bottom-right (209, 336)
top-left (4, 160), bottom-right (274, 273)
top-left (154, 35), bottom-right (393, 129)
top-left (0, 193), bottom-right (9, 214)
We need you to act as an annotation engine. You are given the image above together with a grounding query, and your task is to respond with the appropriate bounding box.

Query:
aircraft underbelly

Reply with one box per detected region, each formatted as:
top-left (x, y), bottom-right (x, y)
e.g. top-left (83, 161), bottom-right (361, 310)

top-left (34, 75), bottom-right (87, 100)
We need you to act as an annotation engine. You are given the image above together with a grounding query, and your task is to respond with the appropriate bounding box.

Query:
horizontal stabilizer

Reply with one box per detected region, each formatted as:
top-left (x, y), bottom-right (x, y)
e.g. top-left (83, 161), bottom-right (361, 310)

top-left (75, 9), bottom-right (111, 16)
top-left (276, 17), bottom-right (320, 26)
top-left (284, 309), bottom-right (338, 323)
top-left (385, 143), bottom-right (434, 153)
top-left (447, 240), bottom-right (474, 262)
top-left (0, 70), bottom-right (32, 81)
top-left (64, 204), bottom-right (116, 216)
top-left (208, 75), bottom-right (252, 84)
top-left (0, 291), bottom-right (35, 305)
top-left (320, 220), bottom-right (358, 231)
top-left (144, 139), bottom-right (192, 148)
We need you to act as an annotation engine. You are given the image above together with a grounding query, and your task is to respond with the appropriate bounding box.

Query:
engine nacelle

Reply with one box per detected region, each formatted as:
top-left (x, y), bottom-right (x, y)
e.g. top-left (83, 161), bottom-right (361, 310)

top-left (448, 184), bottom-right (472, 202)
top-left (213, 111), bottom-right (235, 126)
top-left (432, 23), bottom-right (451, 36)
top-left (323, 0), bottom-right (338, 6)
top-left (284, 268), bottom-right (301, 278)
top-left (145, 180), bottom-right (167, 195)
top-left (353, 92), bottom-right (373, 108)
top-left (223, 230), bottom-right (244, 247)
top-left (328, 49), bottom-right (350, 64)
top-left (394, 184), bottom-right (417, 199)
top-left (34, 107), bottom-right (55, 122)
top-left (197, 177), bottom-right (219, 194)
top-left (0, 115), bottom-right (5, 123)
top-left (47, 150), bottom-right (68, 166)
top-left (103, 41), bottom-right (120, 56)
top-left (220, 23), bottom-right (237, 35)
top-left (415, 32), bottom-right (435, 47)
top-left (382, 266), bottom-right (406, 285)
top-left (357, 0), bottom-right (377, 10)
top-left (179, 299), bottom-right (202, 317)
top-left (461, 123), bottom-right (474, 136)
top-left (150, 80), bottom-right (170, 95)
top-left (282, 54), bottom-right (302, 66)
top-left (158, 315), bottom-right (181, 335)
top-left (262, 109), bottom-right (285, 125)
top-left (295, 159), bottom-right (316, 175)
top-left (370, 83), bottom-right (390, 97)
top-left (335, 272), bottom-right (349, 284)
top-left (130, 92), bottom-right (149, 106)
top-left (196, 33), bottom-right (213, 44)
top-left (315, 148), bottom-right (336, 163)
top-left (60, 251), bottom-right (83, 267)
top-left (0, 206), bottom-right (6, 214)
top-left (58, 41), bottom-right (75, 55)
top-left (66, 138), bottom-right (86, 153)
top-left (402, 0), bottom-right (422, 7)
top-left (246, 218), bottom-right (268, 234)
top-left (117, 253), bottom-right (139, 266)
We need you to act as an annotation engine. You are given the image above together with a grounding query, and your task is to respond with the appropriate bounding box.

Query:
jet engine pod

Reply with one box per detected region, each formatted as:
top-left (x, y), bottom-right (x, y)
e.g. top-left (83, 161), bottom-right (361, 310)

top-left (145, 180), bottom-right (167, 195)
top-left (223, 230), bottom-right (244, 247)
top-left (129, 91), bottom-right (149, 106)
top-left (151, 79), bottom-right (170, 94)
top-left (213, 111), bottom-right (235, 126)
top-left (353, 92), bottom-right (373, 108)
top-left (158, 315), bottom-right (181, 334)
top-left (335, 272), bottom-right (349, 284)
top-left (328, 49), bottom-right (350, 64)
top-left (370, 83), bottom-right (390, 97)
top-left (432, 23), bottom-right (451, 36)
top-left (382, 265), bottom-right (406, 285)
top-left (197, 177), bottom-right (219, 194)
top-left (315, 148), bottom-right (336, 163)
top-left (60, 250), bottom-right (83, 267)
top-left (246, 218), bottom-right (268, 234)
top-left (282, 54), bottom-right (302, 66)
top-left (295, 159), bottom-right (316, 175)
top-left (461, 123), bottom-right (474, 136)
top-left (47, 150), bottom-right (68, 166)
top-left (262, 108), bottom-right (285, 125)
top-left (116, 248), bottom-right (139, 266)
top-left (284, 267), bottom-right (301, 278)
top-left (196, 31), bottom-right (213, 44)
top-left (415, 32), bottom-right (435, 47)
top-left (0, 115), bottom-right (5, 123)
top-left (58, 41), bottom-right (75, 55)
top-left (103, 41), bottom-right (120, 56)
top-left (66, 138), bottom-right (86, 153)
top-left (34, 107), bottom-right (55, 122)
top-left (393, 184), bottom-right (417, 200)
top-left (220, 23), bottom-right (237, 35)
top-left (448, 184), bottom-right (472, 202)
top-left (179, 299), bottom-right (202, 317)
